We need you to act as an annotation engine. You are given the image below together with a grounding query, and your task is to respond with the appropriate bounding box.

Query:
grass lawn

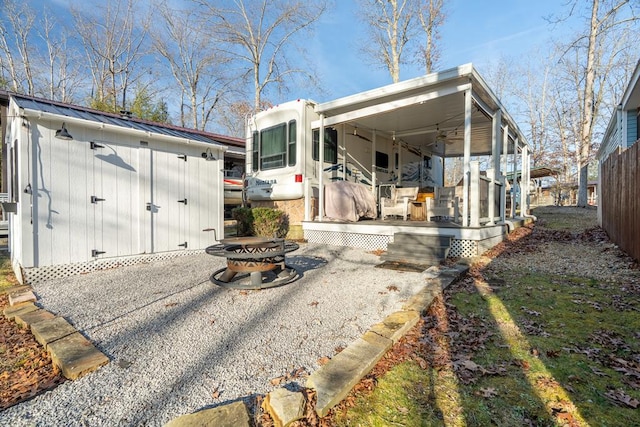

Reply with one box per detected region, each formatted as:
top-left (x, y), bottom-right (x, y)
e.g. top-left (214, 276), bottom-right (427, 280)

top-left (330, 207), bottom-right (640, 427)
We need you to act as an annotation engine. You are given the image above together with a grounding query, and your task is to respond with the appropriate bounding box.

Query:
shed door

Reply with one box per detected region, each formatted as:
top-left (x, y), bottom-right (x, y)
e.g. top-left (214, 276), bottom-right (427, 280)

top-left (150, 150), bottom-right (188, 252)
top-left (92, 142), bottom-right (140, 258)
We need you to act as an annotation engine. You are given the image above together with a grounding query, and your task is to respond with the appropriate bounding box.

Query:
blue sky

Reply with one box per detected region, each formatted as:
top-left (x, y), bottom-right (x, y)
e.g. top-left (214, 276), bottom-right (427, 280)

top-left (28, 0), bottom-right (579, 106)
top-left (311, 0), bottom-right (576, 101)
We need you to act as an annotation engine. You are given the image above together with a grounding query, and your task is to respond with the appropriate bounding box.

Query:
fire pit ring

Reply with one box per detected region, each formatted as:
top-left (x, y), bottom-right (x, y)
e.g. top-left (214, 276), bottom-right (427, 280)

top-left (205, 237), bottom-right (300, 289)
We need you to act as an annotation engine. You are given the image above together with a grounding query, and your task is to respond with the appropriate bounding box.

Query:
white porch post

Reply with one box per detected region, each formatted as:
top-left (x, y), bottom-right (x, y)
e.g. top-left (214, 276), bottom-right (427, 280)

top-left (488, 109), bottom-right (502, 225)
top-left (470, 161), bottom-right (480, 227)
top-left (318, 114), bottom-right (325, 222)
top-left (511, 138), bottom-right (518, 218)
top-left (501, 125), bottom-right (509, 223)
top-left (304, 178), bottom-right (311, 221)
top-left (342, 125), bottom-right (347, 181)
top-left (397, 137), bottom-right (402, 186)
top-left (372, 130), bottom-right (377, 195)
top-left (521, 145), bottom-right (530, 216)
top-left (462, 89), bottom-right (472, 227)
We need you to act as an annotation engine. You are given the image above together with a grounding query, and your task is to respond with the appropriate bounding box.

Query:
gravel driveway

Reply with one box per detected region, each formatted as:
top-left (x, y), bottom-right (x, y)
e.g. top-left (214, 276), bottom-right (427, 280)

top-left (1, 243), bottom-right (427, 426)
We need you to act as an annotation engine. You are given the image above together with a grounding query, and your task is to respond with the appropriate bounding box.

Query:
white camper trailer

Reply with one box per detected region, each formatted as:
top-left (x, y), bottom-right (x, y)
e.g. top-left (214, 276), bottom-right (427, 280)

top-left (244, 64), bottom-right (534, 257)
top-left (246, 99), bottom-right (443, 226)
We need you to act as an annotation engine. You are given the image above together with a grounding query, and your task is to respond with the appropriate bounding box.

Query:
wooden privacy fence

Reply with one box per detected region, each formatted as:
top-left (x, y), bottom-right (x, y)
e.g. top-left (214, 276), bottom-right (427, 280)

top-left (600, 142), bottom-right (640, 262)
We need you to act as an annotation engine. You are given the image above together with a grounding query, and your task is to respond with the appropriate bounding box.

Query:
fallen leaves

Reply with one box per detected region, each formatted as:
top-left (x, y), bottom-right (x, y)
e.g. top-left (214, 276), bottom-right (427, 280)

top-left (0, 294), bottom-right (65, 410)
top-left (520, 306), bottom-right (541, 317)
top-left (476, 387), bottom-right (498, 398)
top-left (605, 388), bottom-right (640, 408)
top-left (317, 356), bottom-right (330, 366)
top-left (211, 387), bottom-right (221, 399)
top-left (269, 366), bottom-right (307, 386)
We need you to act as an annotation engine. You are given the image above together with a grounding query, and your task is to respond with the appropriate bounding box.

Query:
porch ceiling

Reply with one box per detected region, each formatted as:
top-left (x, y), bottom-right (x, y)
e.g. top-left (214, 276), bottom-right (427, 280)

top-left (314, 64), bottom-right (525, 158)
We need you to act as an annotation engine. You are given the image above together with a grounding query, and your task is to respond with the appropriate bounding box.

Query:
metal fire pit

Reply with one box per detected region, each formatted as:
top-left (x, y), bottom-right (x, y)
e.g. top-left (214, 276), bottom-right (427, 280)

top-left (205, 237), bottom-right (299, 289)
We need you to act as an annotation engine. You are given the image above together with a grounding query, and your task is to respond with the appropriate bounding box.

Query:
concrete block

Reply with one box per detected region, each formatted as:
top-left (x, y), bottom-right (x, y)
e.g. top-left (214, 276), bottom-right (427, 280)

top-left (307, 331), bottom-right (392, 417)
top-left (48, 332), bottom-right (109, 380)
top-left (8, 290), bottom-right (36, 306)
top-left (14, 309), bottom-right (56, 328)
top-left (262, 388), bottom-right (305, 427)
top-left (402, 287), bottom-right (439, 314)
top-left (3, 302), bottom-right (38, 320)
top-left (31, 316), bottom-right (77, 348)
top-left (2, 284), bottom-right (32, 295)
top-left (369, 310), bottom-right (420, 343)
top-left (164, 401), bottom-right (251, 427)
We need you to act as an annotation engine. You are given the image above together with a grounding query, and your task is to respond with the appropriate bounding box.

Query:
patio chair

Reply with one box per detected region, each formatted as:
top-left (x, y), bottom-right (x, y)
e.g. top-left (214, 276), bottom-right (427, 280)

top-left (380, 186), bottom-right (419, 220)
top-left (425, 186), bottom-right (460, 222)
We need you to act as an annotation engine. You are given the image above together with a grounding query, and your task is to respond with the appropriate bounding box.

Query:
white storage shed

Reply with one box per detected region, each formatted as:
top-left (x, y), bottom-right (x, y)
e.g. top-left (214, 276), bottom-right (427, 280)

top-left (3, 95), bottom-right (226, 283)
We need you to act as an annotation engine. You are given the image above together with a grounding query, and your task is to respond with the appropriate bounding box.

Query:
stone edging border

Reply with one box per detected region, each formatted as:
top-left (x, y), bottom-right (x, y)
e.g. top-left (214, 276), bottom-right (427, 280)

top-left (2, 285), bottom-right (109, 380)
top-left (166, 262), bottom-right (470, 427)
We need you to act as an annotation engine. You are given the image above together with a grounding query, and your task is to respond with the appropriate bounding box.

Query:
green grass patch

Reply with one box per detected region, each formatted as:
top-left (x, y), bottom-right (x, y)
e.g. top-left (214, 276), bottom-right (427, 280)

top-left (335, 268), bottom-right (639, 426)
top-left (333, 207), bottom-right (639, 427)
top-left (0, 252), bottom-right (18, 294)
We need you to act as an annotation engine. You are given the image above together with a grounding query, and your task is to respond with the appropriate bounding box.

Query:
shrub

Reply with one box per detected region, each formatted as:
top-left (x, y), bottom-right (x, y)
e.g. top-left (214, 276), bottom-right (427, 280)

top-left (231, 207), bottom-right (254, 236)
top-left (251, 207), bottom-right (289, 238)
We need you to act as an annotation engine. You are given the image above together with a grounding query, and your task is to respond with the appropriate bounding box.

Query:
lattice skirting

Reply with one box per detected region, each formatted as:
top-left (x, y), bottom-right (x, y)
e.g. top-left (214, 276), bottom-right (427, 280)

top-left (449, 239), bottom-right (476, 258)
top-left (22, 250), bottom-right (203, 285)
top-left (304, 229), bottom-right (505, 259)
top-left (304, 230), bottom-right (391, 252)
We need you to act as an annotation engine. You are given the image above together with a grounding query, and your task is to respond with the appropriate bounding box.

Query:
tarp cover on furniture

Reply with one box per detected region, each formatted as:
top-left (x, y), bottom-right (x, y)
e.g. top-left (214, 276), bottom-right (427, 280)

top-left (324, 181), bottom-right (377, 222)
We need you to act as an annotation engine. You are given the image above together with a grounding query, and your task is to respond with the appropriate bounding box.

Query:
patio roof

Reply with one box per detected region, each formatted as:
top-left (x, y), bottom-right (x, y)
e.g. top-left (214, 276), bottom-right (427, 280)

top-left (313, 63), bottom-right (528, 158)
top-left (507, 166), bottom-right (560, 181)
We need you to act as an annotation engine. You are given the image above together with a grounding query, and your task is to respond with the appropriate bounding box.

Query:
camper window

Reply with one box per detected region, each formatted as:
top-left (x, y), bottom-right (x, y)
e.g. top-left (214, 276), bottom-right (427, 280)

top-left (251, 131), bottom-right (258, 172)
top-left (288, 119), bottom-right (296, 166)
top-left (376, 151), bottom-right (389, 169)
top-left (260, 123), bottom-right (287, 170)
top-left (312, 128), bottom-right (338, 164)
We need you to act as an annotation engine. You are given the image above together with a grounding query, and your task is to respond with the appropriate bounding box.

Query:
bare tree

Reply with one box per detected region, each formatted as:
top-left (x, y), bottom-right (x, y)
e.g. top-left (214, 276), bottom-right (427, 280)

top-left (38, 10), bottom-right (82, 103)
top-left (416, 0), bottom-right (446, 74)
top-left (151, 1), bottom-right (233, 130)
top-left (358, 0), bottom-right (415, 83)
top-left (0, 15), bottom-right (21, 92)
top-left (554, 0), bottom-right (639, 207)
top-left (0, 0), bottom-right (36, 94)
top-left (73, 0), bottom-right (152, 112)
top-left (198, 0), bottom-right (328, 112)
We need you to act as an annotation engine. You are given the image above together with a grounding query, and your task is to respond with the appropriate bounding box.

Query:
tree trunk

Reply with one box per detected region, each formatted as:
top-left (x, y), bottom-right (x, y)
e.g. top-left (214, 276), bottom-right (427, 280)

top-left (577, 0), bottom-right (599, 207)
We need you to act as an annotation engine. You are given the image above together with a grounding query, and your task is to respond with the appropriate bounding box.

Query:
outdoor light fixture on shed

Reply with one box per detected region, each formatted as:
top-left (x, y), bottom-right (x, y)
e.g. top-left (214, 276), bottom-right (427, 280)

top-left (55, 122), bottom-right (73, 140)
top-left (201, 147), bottom-right (216, 161)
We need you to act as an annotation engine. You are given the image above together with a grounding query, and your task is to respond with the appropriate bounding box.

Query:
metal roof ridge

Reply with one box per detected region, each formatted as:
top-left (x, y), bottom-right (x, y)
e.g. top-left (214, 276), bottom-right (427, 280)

top-left (10, 92), bottom-right (242, 145)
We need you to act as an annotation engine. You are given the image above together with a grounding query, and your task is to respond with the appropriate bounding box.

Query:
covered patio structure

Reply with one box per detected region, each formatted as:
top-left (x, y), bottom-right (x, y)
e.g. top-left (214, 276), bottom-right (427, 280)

top-left (304, 64), bottom-right (532, 258)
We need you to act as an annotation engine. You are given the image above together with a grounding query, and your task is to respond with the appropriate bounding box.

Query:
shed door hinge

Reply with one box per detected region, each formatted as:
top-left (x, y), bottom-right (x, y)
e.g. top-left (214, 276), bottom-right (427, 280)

top-left (178, 242), bottom-right (188, 248)
top-left (91, 196), bottom-right (106, 204)
top-left (177, 198), bottom-right (187, 205)
top-left (92, 249), bottom-right (106, 257)
top-left (90, 141), bottom-right (105, 150)
top-left (177, 154), bottom-right (187, 161)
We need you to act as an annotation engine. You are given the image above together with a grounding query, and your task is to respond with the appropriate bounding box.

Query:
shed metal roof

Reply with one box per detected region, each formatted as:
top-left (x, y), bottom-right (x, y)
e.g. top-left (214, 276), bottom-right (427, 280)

top-left (12, 94), bottom-right (234, 148)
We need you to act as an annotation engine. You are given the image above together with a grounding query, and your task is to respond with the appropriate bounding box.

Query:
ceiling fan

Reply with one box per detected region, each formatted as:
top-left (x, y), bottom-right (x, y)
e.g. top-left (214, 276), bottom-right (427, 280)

top-left (426, 129), bottom-right (462, 147)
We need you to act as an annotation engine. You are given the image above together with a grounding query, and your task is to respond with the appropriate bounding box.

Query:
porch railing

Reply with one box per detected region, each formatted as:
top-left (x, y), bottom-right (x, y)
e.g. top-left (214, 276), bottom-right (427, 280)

top-left (0, 193), bottom-right (9, 238)
top-left (468, 162), bottom-right (503, 226)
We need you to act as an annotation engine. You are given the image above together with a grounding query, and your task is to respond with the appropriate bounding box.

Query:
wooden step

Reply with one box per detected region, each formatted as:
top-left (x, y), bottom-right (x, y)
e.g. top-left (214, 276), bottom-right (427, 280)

top-left (380, 252), bottom-right (442, 266)
top-left (382, 232), bottom-right (453, 266)
top-left (391, 233), bottom-right (454, 247)
top-left (384, 242), bottom-right (450, 259)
